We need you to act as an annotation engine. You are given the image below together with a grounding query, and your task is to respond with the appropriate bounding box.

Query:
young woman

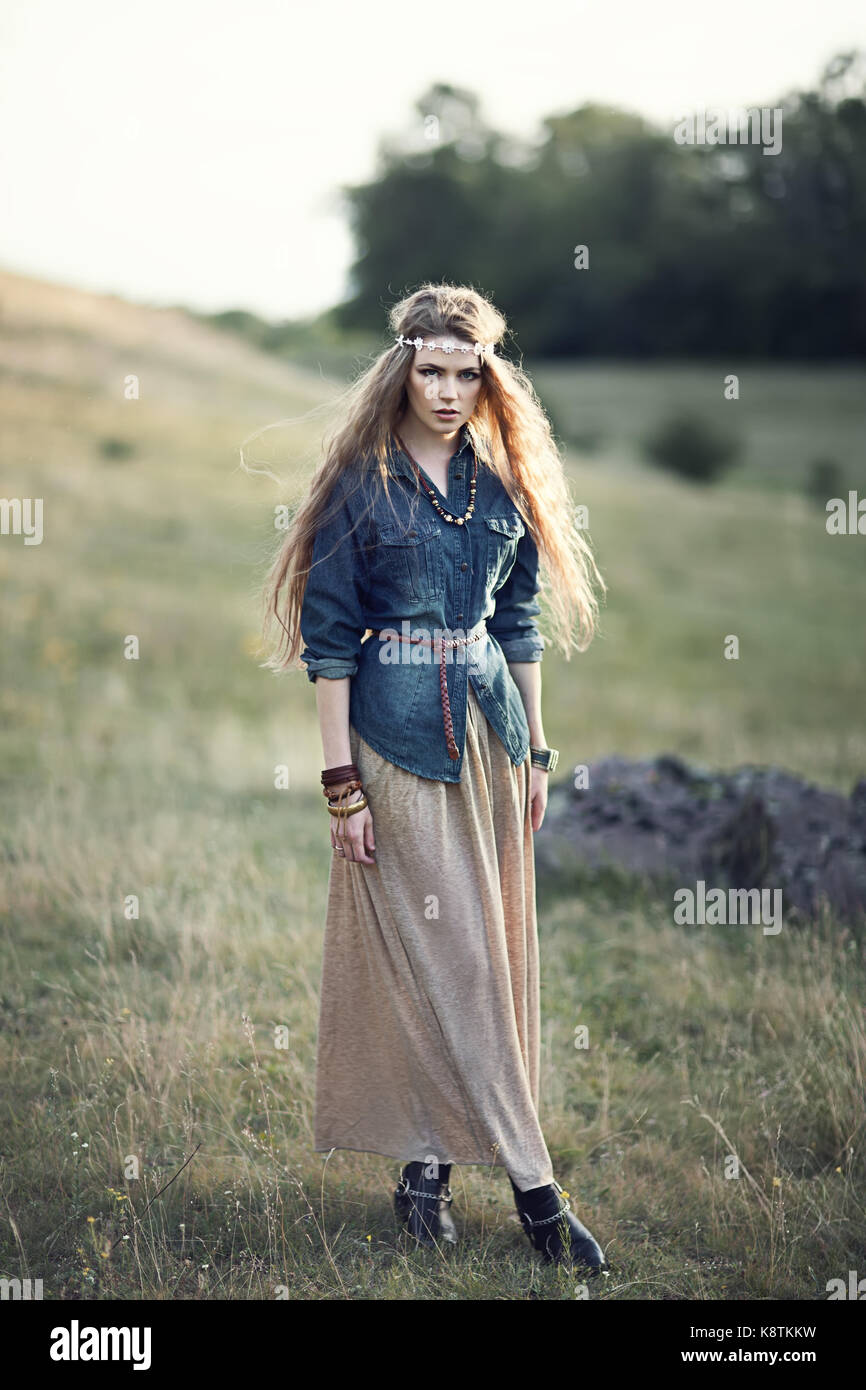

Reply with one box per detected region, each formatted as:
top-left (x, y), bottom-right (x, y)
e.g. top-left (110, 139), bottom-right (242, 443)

top-left (263, 283), bottom-right (608, 1273)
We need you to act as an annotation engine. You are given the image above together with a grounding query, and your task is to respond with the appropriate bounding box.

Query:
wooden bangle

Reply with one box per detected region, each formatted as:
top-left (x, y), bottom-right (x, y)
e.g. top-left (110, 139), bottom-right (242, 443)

top-left (327, 796), bottom-right (368, 817)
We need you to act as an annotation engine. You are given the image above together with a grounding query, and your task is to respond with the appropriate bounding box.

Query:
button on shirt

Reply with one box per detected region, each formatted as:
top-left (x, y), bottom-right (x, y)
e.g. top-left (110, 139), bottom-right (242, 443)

top-left (299, 426), bottom-right (545, 783)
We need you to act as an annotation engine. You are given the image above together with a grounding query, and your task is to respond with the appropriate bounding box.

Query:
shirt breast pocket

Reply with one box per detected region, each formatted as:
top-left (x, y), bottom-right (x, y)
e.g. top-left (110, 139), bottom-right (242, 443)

top-left (375, 517), bottom-right (444, 605)
top-left (485, 513), bottom-right (525, 592)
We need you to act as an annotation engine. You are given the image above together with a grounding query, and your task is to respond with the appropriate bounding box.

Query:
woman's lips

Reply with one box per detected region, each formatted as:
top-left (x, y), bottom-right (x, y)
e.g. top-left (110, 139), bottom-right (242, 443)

top-left (435, 410), bottom-right (458, 417)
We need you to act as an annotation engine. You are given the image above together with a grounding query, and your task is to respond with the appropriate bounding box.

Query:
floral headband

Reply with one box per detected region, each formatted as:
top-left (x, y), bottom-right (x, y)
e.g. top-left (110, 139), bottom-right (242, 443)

top-left (395, 333), bottom-right (495, 357)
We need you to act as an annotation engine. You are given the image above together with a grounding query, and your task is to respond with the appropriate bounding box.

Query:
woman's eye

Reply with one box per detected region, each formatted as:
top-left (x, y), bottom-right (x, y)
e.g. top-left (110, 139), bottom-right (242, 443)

top-left (420, 368), bottom-right (478, 379)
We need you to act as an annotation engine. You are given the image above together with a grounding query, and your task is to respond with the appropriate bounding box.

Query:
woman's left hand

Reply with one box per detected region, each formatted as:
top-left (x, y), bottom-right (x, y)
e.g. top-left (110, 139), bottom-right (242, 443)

top-left (529, 765), bottom-right (548, 832)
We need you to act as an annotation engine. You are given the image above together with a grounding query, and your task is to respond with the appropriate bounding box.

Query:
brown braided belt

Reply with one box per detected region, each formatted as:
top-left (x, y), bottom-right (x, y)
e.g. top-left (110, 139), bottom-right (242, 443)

top-left (369, 621), bottom-right (488, 760)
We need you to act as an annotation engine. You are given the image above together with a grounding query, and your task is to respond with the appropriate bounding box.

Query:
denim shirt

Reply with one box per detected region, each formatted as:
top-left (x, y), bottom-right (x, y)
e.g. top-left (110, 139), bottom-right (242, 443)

top-left (298, 426), bottom-right (545, 782)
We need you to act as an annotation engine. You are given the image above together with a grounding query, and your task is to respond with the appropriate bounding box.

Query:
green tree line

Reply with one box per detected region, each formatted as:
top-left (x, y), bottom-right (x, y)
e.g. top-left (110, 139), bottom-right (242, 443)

top-left (328, 52), bottom-right (866, 359)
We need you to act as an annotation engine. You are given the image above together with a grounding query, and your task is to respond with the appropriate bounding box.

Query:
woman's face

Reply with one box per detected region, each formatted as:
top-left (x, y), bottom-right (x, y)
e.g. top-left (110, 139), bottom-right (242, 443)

top-left (403, 347), bottom-right (484, 437)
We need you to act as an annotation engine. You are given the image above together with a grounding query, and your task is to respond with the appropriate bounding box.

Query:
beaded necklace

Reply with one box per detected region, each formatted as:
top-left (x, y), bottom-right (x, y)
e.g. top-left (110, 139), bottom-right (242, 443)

top-left (394, 433), bottom-right (477, 525)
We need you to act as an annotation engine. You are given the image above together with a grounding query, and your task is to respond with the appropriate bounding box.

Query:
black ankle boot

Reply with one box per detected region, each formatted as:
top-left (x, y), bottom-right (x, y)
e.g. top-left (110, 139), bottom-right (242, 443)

top-left (510, 1177), bottom-right (609, 1275)
top-left (394, 1162), bottom-right (457, 1247)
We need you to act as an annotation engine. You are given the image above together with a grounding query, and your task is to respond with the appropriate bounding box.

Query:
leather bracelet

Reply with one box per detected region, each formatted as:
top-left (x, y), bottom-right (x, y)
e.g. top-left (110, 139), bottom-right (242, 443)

top-left (322, 780), bottom-right (363, 799)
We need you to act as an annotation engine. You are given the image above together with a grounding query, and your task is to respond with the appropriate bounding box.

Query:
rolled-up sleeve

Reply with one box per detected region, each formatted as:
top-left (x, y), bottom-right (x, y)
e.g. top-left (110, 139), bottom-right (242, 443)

top-left (299, 474), bottom-right (368, 682)
top-left (487, 524), bottom-right (546, 662)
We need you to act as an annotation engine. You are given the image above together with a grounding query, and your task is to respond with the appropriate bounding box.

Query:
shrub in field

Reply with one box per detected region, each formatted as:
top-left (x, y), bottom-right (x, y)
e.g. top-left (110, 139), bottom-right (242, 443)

top-left (805, 457), bottom-right (845, 506)
top-left (99, 436), bottom-right (136, 463)
top-left (641, 412), bottom-right (740, 484)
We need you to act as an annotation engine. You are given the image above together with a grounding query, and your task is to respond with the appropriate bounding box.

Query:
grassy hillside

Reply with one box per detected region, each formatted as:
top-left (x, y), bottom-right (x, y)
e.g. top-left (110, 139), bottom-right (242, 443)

top-left (0, 270), bottom-right (863, 1299)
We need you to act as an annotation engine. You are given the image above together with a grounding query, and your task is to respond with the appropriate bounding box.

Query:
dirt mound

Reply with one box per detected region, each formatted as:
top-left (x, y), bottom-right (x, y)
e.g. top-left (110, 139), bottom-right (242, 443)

top-left (537, 754), bottom-right (866, 929)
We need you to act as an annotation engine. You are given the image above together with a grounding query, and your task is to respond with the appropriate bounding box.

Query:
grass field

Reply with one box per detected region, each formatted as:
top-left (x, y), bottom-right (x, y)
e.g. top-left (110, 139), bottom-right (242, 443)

top-left (532, 359), bottom-right (866, 496)
top-left (1, 269), bottom-right (864, 1299)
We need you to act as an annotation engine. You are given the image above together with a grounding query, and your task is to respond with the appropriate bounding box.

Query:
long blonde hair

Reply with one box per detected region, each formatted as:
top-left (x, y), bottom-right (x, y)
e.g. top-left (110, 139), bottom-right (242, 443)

top-left (260, 282), bottom-right (605, 671)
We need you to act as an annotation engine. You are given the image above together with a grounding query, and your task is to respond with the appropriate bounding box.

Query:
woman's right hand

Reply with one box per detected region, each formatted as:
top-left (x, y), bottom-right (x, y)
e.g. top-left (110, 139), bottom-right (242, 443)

top-left (330, 790), bottom-right (376, 865)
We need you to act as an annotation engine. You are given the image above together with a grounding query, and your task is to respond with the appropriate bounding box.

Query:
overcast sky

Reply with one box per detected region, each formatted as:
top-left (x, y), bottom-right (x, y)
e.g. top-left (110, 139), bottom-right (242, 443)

top-left (1, 0), bottom-right (863, 320)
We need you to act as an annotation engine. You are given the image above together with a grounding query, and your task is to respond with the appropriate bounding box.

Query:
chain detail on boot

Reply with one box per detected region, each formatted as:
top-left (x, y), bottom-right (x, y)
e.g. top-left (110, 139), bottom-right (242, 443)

top-left (394, 1162), bottom-right (457, 1247)
top-left (510, 1177), bottom-right (609, 1274)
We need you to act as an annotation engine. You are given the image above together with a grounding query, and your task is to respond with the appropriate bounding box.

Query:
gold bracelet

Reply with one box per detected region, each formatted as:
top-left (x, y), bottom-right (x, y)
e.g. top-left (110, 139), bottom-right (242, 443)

top-left (327, 796), bottom-right (369, 817)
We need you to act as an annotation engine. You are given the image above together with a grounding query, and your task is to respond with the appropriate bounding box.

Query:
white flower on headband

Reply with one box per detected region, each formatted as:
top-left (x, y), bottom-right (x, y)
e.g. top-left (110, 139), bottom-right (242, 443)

top-left (396, 333), bottom-right (495, 356)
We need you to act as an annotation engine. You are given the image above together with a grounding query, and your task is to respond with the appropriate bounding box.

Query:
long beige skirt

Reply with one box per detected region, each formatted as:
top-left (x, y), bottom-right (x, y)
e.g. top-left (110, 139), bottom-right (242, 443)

top-left (312, 680), bottom-right (556, 1192)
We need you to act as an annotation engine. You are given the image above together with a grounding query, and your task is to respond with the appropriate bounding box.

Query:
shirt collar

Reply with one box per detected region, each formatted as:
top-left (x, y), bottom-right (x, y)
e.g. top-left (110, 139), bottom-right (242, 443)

top-left (386, 423), bottom-right (473, 480)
